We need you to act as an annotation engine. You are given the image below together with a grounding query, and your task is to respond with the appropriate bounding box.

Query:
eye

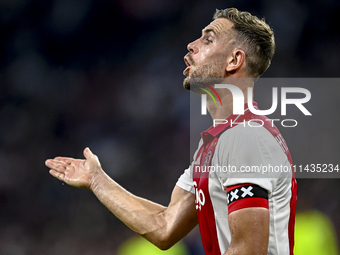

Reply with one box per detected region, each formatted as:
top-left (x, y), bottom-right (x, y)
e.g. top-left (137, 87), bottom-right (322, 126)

top-left (205, 38), bottom-right (213, 44)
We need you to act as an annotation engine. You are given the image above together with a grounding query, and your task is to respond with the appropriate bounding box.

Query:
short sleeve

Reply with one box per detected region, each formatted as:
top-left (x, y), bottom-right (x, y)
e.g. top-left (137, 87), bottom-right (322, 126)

top-left (176, 167), bottom-right (195, 194)
top-left (176, 139), bottom-right (203, 194)
top-left (214, 124), bottom-right (291, 193)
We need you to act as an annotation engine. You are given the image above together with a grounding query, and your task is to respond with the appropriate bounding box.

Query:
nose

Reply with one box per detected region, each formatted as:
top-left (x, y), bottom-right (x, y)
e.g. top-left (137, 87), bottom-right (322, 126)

top-left (187, 39), bottom-right (199, 54)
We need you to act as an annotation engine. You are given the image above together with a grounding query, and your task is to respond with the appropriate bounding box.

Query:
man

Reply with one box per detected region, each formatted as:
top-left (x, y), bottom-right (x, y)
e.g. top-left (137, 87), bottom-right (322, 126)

top-left (46, 8), bottom-right (297, 255)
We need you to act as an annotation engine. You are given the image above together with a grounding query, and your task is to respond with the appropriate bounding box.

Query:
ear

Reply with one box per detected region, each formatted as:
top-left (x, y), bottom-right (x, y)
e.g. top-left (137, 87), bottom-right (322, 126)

top-left (226, 49), bottom-right (246, 74)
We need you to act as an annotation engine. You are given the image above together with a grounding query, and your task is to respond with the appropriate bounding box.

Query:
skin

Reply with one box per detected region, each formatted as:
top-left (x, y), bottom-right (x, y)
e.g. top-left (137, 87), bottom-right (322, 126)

top-left (46, 148), bottom-right (197, 250)
top-left (46, 18), bottom-right (269, 254)
top-left (184, 18), bottom-right (254, 120)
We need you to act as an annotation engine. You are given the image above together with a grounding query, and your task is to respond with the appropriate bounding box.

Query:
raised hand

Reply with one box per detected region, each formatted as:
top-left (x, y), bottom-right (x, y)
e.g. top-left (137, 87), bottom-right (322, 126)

top-left (45, 147), bottom-right (102, 189)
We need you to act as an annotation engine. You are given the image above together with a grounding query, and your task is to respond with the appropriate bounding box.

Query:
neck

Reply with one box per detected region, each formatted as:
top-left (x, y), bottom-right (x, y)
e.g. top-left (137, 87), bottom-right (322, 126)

top-left (206, 79), bottom-right (254, 121)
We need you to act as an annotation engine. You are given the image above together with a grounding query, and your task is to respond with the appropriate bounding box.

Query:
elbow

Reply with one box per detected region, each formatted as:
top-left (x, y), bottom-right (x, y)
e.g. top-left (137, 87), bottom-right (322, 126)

top-left (145, 233), bottom-right (174, 251)
top-left (157, 244), bottom-right (172, 251)
top-left (154, 237), bottom-right (174, 251)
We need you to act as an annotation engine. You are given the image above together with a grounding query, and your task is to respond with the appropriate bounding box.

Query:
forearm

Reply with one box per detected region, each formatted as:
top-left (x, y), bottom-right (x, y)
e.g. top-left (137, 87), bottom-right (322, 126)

top-left (90, 169), bottom-right (170, 245)
top-left (46, 149), bottom-right (197, 249)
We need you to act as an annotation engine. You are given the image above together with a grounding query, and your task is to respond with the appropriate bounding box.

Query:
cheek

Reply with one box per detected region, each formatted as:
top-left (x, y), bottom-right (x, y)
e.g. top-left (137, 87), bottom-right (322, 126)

top-left (201, 47), bottom-right (227, 67)
top-left (199, 48), bottom-right (213, 63)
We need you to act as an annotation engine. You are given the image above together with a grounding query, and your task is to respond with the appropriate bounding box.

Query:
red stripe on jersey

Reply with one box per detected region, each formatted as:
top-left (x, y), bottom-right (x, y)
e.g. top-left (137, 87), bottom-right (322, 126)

top-left (228, 197), bottom-right (269, 214)
top-left (193, 136), bottom-right (222, 255)
top-left (254, 115), bottom-right (297, 255)
top-left (289, 172), bottom-right (297, 255)
top-left (226, 183), bottom-right (253, 191)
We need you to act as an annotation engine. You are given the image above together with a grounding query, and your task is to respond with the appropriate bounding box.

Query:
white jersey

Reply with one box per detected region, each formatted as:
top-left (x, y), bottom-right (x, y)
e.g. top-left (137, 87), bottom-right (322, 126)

top-left (177, 103), bottom-right (297, 255)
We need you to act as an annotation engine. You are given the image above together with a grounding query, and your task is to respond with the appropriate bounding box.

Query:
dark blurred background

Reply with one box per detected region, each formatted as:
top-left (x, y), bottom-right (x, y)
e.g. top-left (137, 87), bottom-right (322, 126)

top-left (0, 0), bottom-right (339, 254)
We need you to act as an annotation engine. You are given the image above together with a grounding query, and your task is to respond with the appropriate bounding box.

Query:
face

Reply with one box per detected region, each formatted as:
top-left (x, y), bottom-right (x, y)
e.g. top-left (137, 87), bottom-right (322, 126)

top-left (183, 18), bottom-right (234, 90)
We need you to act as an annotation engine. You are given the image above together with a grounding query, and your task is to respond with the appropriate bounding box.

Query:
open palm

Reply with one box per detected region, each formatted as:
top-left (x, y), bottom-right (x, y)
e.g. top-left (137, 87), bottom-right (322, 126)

top-left (45, 148), bottom-right (101, 189)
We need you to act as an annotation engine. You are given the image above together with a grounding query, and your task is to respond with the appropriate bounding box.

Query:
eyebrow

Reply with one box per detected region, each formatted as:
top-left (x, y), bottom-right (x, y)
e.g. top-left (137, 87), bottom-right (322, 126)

top-left (202, 28), bottom-right (217, 36)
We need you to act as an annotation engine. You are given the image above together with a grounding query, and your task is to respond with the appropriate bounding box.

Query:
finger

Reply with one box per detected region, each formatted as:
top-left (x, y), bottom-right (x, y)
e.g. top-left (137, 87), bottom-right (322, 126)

top-left (46, 159), bottom-right (58, 169)
top-left (45, 159), bottom-right (69, 169)
top-left (83, 147), bottom-right (95, 159)
top-left (49, 169), bottom-right (66, 182)
top-left (46, 162), bottom-right (72, 178)
top-left (54, 157), bottom-right (75, 164)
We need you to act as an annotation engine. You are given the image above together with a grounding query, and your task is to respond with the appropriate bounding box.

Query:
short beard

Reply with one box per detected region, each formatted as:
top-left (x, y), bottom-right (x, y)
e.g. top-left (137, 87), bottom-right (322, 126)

top-left (183, 60), bottom-right (226, 92)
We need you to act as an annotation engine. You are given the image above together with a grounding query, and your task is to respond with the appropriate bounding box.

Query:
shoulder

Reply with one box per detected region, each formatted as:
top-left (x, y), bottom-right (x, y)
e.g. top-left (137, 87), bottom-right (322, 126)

top-left (214, 122), bottom-right (290, 183)
top-left (217, 122), bottom-right (281, 153)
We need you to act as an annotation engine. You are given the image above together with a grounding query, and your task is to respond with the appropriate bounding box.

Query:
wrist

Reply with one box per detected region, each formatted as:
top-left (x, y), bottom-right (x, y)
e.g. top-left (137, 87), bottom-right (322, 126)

top-left (89, 168), bottom-right (107, 192)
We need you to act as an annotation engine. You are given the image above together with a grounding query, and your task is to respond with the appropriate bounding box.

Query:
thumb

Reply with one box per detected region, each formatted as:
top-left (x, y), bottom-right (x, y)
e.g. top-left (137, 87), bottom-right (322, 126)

top-left (83, 147), bottom-right (95, 159)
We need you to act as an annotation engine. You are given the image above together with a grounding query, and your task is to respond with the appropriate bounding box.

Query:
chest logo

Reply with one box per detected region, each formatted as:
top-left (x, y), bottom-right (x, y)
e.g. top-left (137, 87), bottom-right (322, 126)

top-left (194, 181), bottom-right (205, 210)
top-left (202, 149), bottom-right (213, 167)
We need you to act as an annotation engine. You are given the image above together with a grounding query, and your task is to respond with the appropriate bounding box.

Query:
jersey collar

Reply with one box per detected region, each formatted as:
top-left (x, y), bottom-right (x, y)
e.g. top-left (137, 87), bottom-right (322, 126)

top-left (201, 102), bottom-right (258, 139)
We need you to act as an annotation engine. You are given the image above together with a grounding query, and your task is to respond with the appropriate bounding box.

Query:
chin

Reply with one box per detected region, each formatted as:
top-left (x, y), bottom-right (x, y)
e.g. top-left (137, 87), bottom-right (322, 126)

top-left (183, 77), bottom-right (191, 90)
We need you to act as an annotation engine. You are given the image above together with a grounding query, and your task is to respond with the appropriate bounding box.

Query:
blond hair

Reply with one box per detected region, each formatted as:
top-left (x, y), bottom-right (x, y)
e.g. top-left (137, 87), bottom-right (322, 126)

top-left (214, 8), bottom-right (275, 78)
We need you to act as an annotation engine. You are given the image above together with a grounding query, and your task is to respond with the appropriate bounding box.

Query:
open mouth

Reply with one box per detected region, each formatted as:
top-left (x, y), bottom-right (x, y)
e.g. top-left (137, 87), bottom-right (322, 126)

top-left (184, 57), bottom-right (191, 67)
top-left (183, 56), bottom-right (191, 75)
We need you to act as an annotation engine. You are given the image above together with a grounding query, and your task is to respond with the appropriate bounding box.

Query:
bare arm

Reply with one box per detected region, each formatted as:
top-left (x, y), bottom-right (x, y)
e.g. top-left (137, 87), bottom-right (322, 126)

top-left (225, 208), bottom-right (269, 255)
top-left (45, 148), bottom-right (198, 250)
